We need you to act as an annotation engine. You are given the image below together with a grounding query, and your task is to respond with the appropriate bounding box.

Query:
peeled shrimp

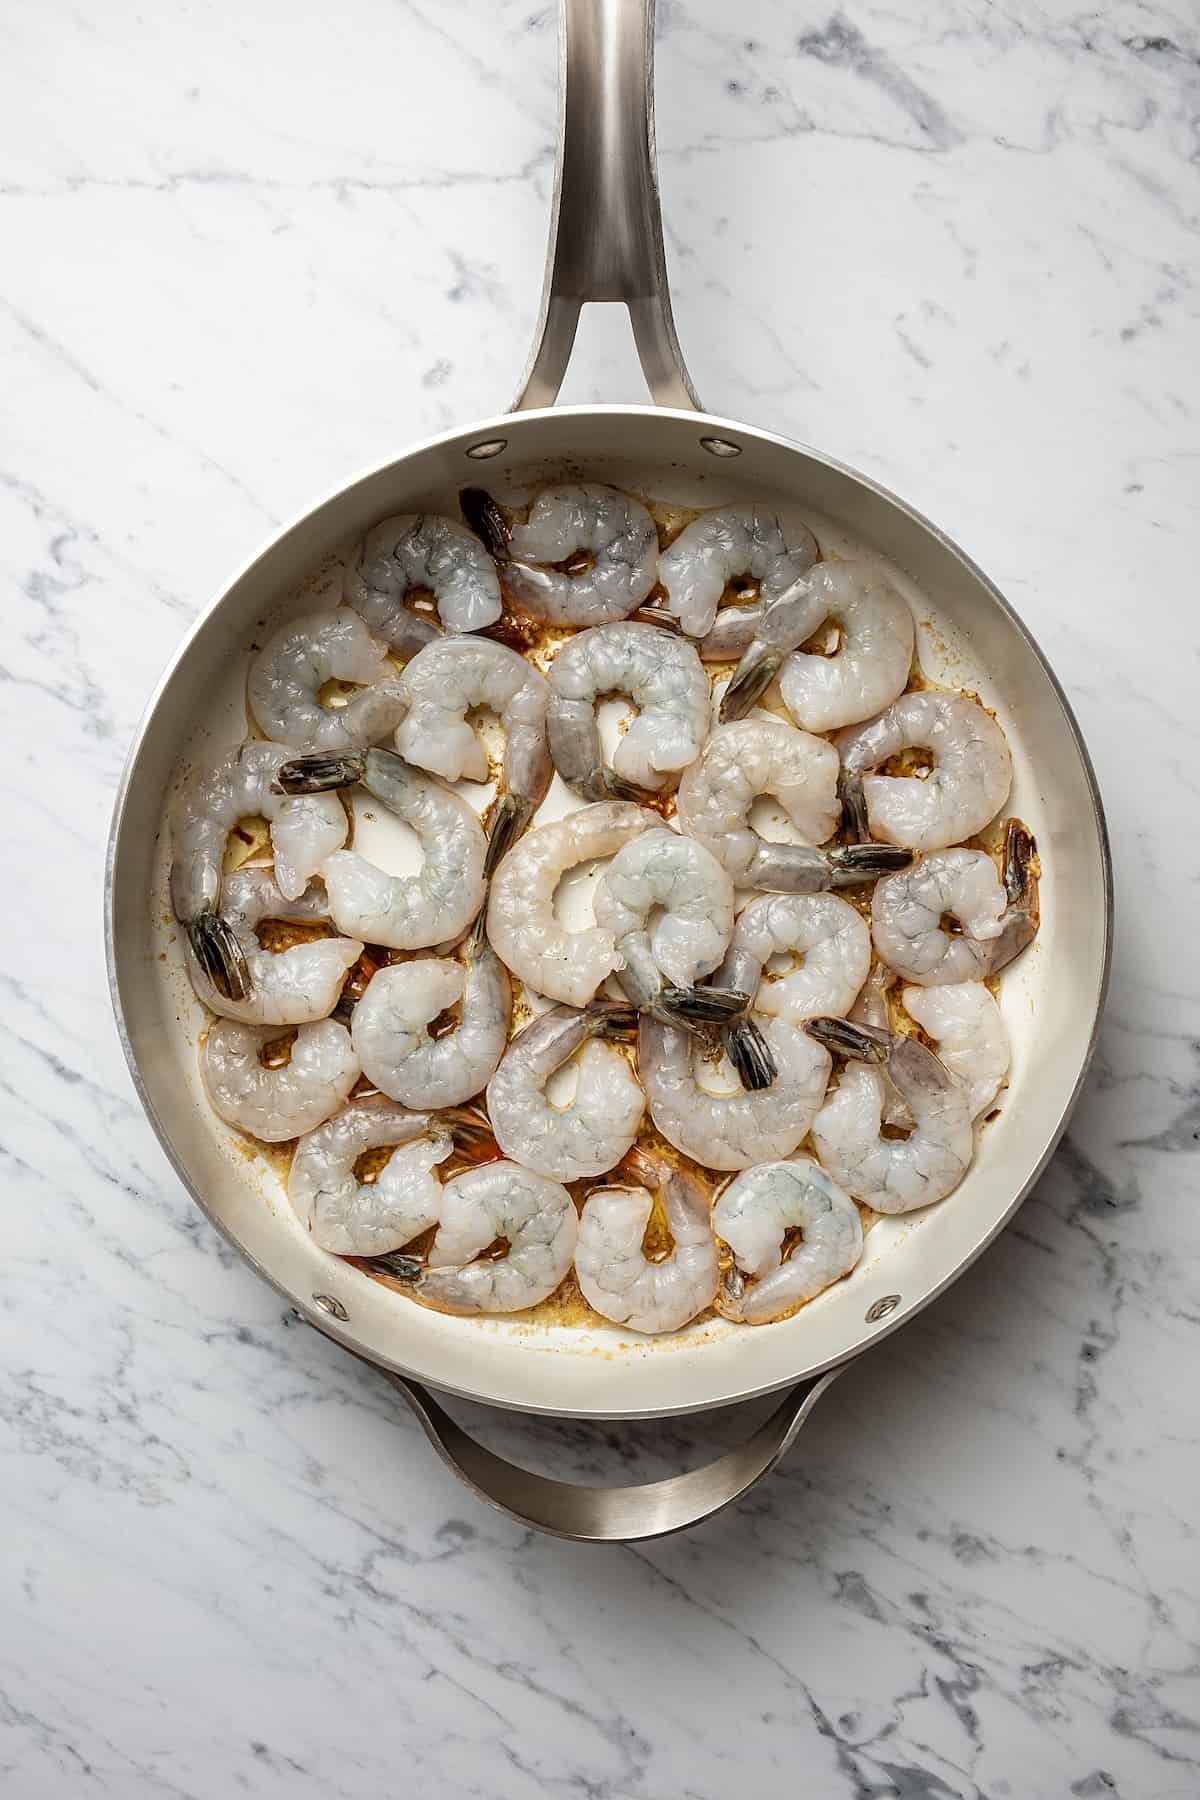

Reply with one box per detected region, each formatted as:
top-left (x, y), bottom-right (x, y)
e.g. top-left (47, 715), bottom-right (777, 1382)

top-left (277, 748), bottom-right (487, 951)
top-left (393, 635), bottom-right (552, 872)
top-left (184, 870), bottom-right (362, 1025)
top-left (872, 826), bottom-right (1038, 984)
top-left (638, 1014), bottom-right (832, 1171)
top-left (486, 1003), bottom-right (644, 1181)
top-left (346, 512), bottom-right (501, 648)
top-left (902, 982), bottom-right (1010, 1118)
top-left (713, 1159), bottom-right (863, 1325)
top-left (808, 1019), bottom-right (973, 1213)
top-left (289, 1097), bottom-right (452, 1256)
top-left (657, 504), bottom-right (819, 638)
top-left (171, 741), bottom-right (349, 1001)
top-left (575, 1147), bottom-right (719, 1335)
top-left (486, 801), bottom-right (659, 1007)
top-left (200, 1018), bottom-right (359, 1142)
top-left (246, 609), bottom-right (405, 753)
top-left (676, 719), bottom-right (909, 892)
top-left (547, 621), bottom-right (709, 800)
top-left (593, 828), bottom-right (736, 1026)
top-left (351, 940), bottom-right (511, 1108)
top-left (837, 691), bottom-right (1012, 851)
top-left (717, 892), bottom-right (871, 1026)
top-left (498, 484), bottom-right (658, 626)
top-left (379, 1161), bottom-right (577, 1315)
top-left (720, 563), bottom-right (913, 731)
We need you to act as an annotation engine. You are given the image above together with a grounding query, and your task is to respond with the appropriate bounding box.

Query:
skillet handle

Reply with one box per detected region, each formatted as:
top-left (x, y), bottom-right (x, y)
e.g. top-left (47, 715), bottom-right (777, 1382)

top-left (513, 0), bottom-right (700, 412)
top-left (383, 1366), bottom-right (843, 1542)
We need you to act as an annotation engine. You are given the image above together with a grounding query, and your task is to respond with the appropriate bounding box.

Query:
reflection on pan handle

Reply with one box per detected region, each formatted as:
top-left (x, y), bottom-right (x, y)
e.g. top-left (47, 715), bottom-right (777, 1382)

top-left (513, 0), bottom-right (700, 413)
top-left (384, 1367), bottom-right (844, 1542)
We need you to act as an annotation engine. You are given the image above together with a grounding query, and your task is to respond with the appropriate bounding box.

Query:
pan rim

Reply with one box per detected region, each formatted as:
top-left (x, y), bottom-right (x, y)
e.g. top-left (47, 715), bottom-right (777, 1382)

top-left (104, 402), bottom-right (1114, 1419)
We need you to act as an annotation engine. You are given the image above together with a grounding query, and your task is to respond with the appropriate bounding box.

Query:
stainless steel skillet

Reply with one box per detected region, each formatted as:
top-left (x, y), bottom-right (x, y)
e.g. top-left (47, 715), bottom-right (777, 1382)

top-left (105, 0), bottom-right (1112, 1540)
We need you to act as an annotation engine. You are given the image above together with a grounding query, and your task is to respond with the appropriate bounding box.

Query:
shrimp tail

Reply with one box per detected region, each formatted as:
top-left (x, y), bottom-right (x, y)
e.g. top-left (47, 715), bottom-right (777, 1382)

top-left (805, 1016), bottom-right (892, 1063)
top-left (838, 770), bottom-right (870, 842)
top-left (630, 604), bottom-right (684, 634)
top-left (588, 1000), bottom-right (641, 1041)
top-left (723, 1017), bottom-right (779, 1091)
top-left (718, 641), bottom-right (782, 723)
top-left (588, 769), bottom-right (653, 805)
top-left (364, 1251), bottom-right (424, 1284)
top-left (484, 791), bottom-right (535, 881)
top-left (714, 1263), bottom-right (748, 1322)
top-left (459, 486), bottom-right (512, 563)
top-left (273, 751), bottom-right (366, 795)
top-left (826, 842), bottom-right (913, 884)
top-left (188, 912), bottom-right (252, 1002)
top-left (985, 817), bottom-right (1040, 974)
top-left (441, 1106), bottom-right (498, 1162)
top-left (657, 984), bottom-right (750, 1027)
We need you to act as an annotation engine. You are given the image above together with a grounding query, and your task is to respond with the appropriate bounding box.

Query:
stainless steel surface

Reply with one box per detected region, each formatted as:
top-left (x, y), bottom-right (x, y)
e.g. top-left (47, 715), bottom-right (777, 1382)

top-left (514, 0), bottom-right (698, 410)
top-left (105, 0), bottom-right (1113, 1541)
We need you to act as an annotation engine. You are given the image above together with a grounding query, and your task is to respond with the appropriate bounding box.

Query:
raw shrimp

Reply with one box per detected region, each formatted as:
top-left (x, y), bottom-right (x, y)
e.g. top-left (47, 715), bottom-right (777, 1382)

top-left (901, 982), bottom-right (1010, 1118)
top-left (351, 940), bottom-right (511, 1109)
top-left (657, 504), bottom-right (819, 638)
top-left (676, 719), bottom-right (910, 892)
top-left (345, 512), bottom-right (501, 647)
top-left (593, 828), bottom-right (742, 1029)
top-left (575, 1146), bottom-right (719, 1335)
top-left (713, 1159), bottom-right (863, 1326)
top-left (486, 1002), bottom-right (644, 1181)
top-left (872, 823), bottom-right (1038, 984)
top-left (486, 801), bottom-right (659, 1007)
top-left (275, 748), bottom-right (487, 950)
top-left (716, 892), bottom-right (871, 1026)
top-left (638, 1014), bottom-right (832, 1171)
top-left (200, 1018), bottom-right (359, 1142)
top-left (184, 870), bottom-right (363, 1025)
top-left (547, 621), bottom-right (710, 800)
top-left (720, 563), bottom-right (913, 731)
top-left (289, 1097), bottom-right (453, 1256)
top-left (394, 635), bottom-right (552, 873)
top-left (837, 691), bottom-right (1012, 851)
top-left (374, 1161), bottom-right (577, 1315)
top-left (807, 1019), bottom-right (974, 1213)
top-left (171, 741), bottom-right (349, 1000)
top-left (493, 483), bottom-right (659, 626)
top-left (246, 609), bottom-right (405, 753)
top-left (849, 961), bottom-right (913, 1130)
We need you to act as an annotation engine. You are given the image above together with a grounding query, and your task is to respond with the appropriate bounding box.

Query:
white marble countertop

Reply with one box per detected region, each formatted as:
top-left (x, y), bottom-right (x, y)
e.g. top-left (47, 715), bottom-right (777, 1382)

top-left (5, 1), bottom-right (1198, 1793)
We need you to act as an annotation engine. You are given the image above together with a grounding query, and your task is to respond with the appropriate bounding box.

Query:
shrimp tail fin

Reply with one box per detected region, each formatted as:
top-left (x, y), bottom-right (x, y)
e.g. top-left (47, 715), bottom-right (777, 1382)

top-left (273, 751), bottom-right (365, 795)
top-left (714, 1264), bottom-right (748, 1323)
top-left (631, 604), bottom-right (684, 634)
top-left (658, 984), bottom-right (750, 1027)
top-left (718, 641), bottom-right (782, 722)
top-left (441, 1106), bottom-right (498, 1162)
top-left (571, 768), bottom-right (650, 805)
top-left (1003, 818), bottom-right (1039, 910)
top-left (723, 1017), bottom-right (779, 1091)
top-left (827, 842), bottom-right (913, 884)
top-left (588, 1001), bottom-right (640, 1042)
top-left (806, 1016), bottom-right (891, 1062)
top-left (459, 486), bottom-right (512, 563)
top-left (188, 913), bottom-right (251, 1002)
top-left (364, 1252), bottom-right (424, 1284)
top-left (484, 791), bottom-right (534, 881)
top-left (838, 771), bottom-right (870, 842)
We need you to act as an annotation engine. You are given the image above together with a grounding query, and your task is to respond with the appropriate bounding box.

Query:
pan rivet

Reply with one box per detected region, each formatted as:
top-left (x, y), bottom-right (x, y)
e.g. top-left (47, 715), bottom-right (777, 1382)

top-left (700, 436), bottom-right (742, 458)
top-left (466, 438), bottom-right (508, 460)
top-left (312, 1293), bottom-right (349, 1321)
top-left (866, 1295), bottom-right (901, 1322)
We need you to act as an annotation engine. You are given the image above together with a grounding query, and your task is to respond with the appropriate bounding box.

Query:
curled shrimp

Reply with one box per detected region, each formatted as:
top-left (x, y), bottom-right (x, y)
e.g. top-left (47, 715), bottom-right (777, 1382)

top-left (638, 1014), bottom-right (832, 1171)
top-left (713, 1159), bottom-right (863, 1325)
top-left (345, 512), bottom-right (501, 648)
top-left (246, 609), bottom-right (405, 752)
top-left (872, 823), bottom-right (1038, 985)
top-left (171, 741), bottom-right (349, 1001)
top-left (575, 1146), bottom-right (719, 1335)
top-left (676, 719), bottom-right (910, 892)
top-left (183, 870), bottom-right (362, 1025)
top-left (373, 1161), bottom-right (577, 1315)
top-left (274, 747), bottom-right (487, 951)
top-left (719, 562), bottom-right (914, 730)
top-left (837, 691), bottom-right (1013, 850)
top-left (546, 621), bottom-right (710, 801)
top-left (394, 635), bottom-right (552, 873)
top-left (657, 503), bottom-right (819, 638)
top-left (902, 980), bottom-right (1010, 1119)
top-left (717, 893), bottom-right (871, 1027)
top-left (485, 801), bottom-right (659, 1007)
top-left (350, 939), bottom-right (511, 1109)
top-left (486, 1001), bottom-right (644, 1181)
top-left (807, 1018), bottom-right (974, 1213)
top-left (475, 483), bottom-right (658, 627)
top-left (200, 1018), bottom-right (360, 1142)
top-left (289, 1096), bottom-right (489, 1256)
